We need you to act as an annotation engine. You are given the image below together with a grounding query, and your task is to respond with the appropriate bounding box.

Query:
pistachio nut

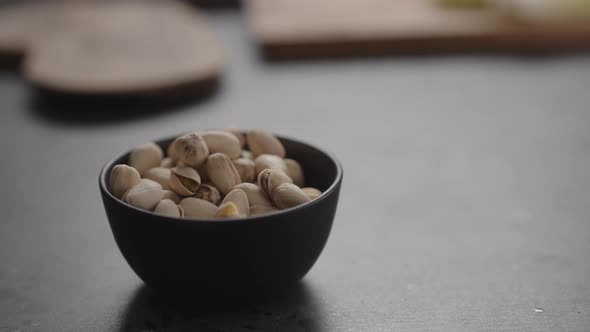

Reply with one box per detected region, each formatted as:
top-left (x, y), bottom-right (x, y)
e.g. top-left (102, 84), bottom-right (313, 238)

top-left (168, 132), bottom-right (209, 167)
top-left (221, 189), bottom-right (249, 217)
top-left (109, 164), bottom-right (141, 199)
top-left (232, 158), bottom-right (256, 183)
top-left (169, 166), bottom-right (201, 196)
top-left (160, 157), bottom-right (176, 169)
top-left (207, 153), bottom-right (242, 196)
top-left (254, 154), bottom-right (288, 176)
top-left (201, 131), bottom-right (241, 159)
top-left (123, 179), bottom-right (164, 211)
top-left (129, 142), bottom-right (164, 176)
top-left (246, 129), bottom-right (286, 157)
top-left (284, 158), bottom-right (305, 187)
top-left (193, 184), bottom-right (221, 205)
top-left (143, 167), bottom-right (171, 190)
top-left (179, 197), bottom-right (217, 219)
top-left (226, 127), bottom-right (246, 149)
top-left (257, 168), bottom-right (293, 200)
top-left (234, 183), bottom-right (274, 207)
top-left (154, 199), bottom-right (183, 218)
top-left (215, 202), bottom-right (241, 218)
top-left (250, 204), bottom-right (279, 216)
top-left (301, 187), bottom-right (322, 200)
top-left (241, 149), bottom-right (254, 160)
top-left (162, 189), bottom-right (182, 204)
top-left (272, 183), bottom-right (311, 210)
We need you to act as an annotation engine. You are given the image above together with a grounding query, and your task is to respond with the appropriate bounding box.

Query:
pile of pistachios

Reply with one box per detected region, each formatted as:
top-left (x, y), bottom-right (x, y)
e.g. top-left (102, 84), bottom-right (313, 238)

top-left (109, 129), bottom-right (322, 219)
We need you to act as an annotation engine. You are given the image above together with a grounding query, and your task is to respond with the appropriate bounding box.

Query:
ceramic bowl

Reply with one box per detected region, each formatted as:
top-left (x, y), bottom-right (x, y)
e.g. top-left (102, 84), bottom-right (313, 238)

top-left (99, 133), bottom-right (343, 298)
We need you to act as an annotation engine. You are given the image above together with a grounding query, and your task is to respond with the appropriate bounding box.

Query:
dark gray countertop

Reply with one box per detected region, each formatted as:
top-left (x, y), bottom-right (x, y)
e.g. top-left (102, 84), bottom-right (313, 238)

top-left (1, 11), bottom-right (590, 332)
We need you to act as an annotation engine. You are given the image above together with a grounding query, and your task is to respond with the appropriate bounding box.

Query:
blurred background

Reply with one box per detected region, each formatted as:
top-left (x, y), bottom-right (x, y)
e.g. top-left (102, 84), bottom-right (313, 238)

top-left (1, 0), bottom-right (590, 331)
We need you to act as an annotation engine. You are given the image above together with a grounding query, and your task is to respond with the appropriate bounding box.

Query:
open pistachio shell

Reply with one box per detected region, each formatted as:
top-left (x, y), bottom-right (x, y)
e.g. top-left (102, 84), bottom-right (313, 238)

top-left (109, 164), bottom-right (141, 199)
top-left (221, 189), bottom-right (249, 217)
top-left (272, 183), bottom-right (311, 210)
top-left (254, 154), bottom-right (288, 176)
top-left (169, 166), bottom-right (201, 196)
top-left (246, 129), bottom-right (285, 157)
top-left (143, 167), bottom-right (171, 190)
top-left (168, 132), bottom-right (209, 167)
top-left (207, 153), bottom-right (241, 196)
top-left (129, 142), bottom-right (164, 176)
top-left (193, 184), bottom-right (221, 205)
top-left (201, 131), bottom-right (241, 159)
top-left (257, 168), bottom-right (293, 200)
top-left (179, 197), bottom-right (217, 219)
top-left (123, 179), bottom-right (164, 211)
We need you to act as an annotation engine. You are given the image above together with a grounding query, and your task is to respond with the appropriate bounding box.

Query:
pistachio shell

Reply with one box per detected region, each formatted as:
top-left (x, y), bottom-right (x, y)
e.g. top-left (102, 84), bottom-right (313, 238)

top-left (232, 158), bottom-right (256, 183)
top-left (234, 183), bottom-right (274, 207)
top-left (241, 149), bottom-right (254, 160)
top-left (143, 167), bottom-right (171, 190)
top-left (284, 158), bottom-right (305, 187)
top-left (168, 133), bottom-right (209, 167)
top-left (179, 197), bottom-right (217, 219)
top-left (193, 184), bottom-right (221, 205)
top-left (162, 190), bottom-right (182, 204)
top-left (207, 153), bottom-right (242, 196)
top-left (226, 128), bottom-right (246, 149)
top-left (254, 154), bottom-right (288, 175)
top-left (221, 189), bottom-right (249, 217)
top-left (109, 164), bottom-right (141, 199)
top-left (124, 179), bottom-right (164, 211)
top-left (250, 204), bottom-right (279, 216)
top-left (129, 142), bottom-right (163, 176)
top-left (160, 157), bottom-right (176, 169)
top-left (272, 183), bottom-right (311, 210)
top-left (154, 199), bottom-right (182, 218)
top-left (215, 202), bottom-right (242, 218)
top-left (247, 129), bottom-right (286, 157)
top-left (169, 166), bottom-right (201, 196)
top-left (257, 168), bottom-right (293, 200)
top-left (201, 131), bottom-right (241, 159)
top-left (301, 187), bottom-right (322, 200)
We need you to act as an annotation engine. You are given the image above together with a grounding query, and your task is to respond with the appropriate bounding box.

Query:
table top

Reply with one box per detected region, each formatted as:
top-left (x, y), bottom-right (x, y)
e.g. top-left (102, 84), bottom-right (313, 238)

top-left (1, 11), bottom-right (590, 332)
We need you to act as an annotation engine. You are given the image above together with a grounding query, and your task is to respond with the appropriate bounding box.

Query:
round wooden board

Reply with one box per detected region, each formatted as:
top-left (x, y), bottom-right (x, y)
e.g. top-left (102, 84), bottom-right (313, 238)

top-left (22, 1), bottom-right (223, 96)
top-left (0, 2), bottom-right (63, 58)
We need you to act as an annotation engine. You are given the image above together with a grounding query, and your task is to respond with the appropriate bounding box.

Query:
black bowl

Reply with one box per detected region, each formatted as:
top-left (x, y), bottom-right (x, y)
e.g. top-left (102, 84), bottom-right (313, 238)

top-left (99, 133), bottom-right (343, 299)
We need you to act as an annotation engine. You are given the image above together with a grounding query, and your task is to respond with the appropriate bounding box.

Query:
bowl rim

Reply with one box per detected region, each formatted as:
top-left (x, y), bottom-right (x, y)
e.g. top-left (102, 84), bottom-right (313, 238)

top-left (99, 132), bottom-right (343, 224)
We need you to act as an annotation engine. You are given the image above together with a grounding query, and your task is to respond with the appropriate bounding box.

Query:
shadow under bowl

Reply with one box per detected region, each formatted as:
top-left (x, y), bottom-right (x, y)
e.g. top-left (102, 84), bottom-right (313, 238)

top-left (99, 134), bottom-right (343, 299)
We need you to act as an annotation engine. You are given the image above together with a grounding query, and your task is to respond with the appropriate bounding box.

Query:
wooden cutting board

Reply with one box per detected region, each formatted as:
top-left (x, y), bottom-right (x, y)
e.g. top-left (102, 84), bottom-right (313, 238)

top-left (1, 1), bottom-right (223, 97)
top-left (246, 0), bottom-right (590, 59)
